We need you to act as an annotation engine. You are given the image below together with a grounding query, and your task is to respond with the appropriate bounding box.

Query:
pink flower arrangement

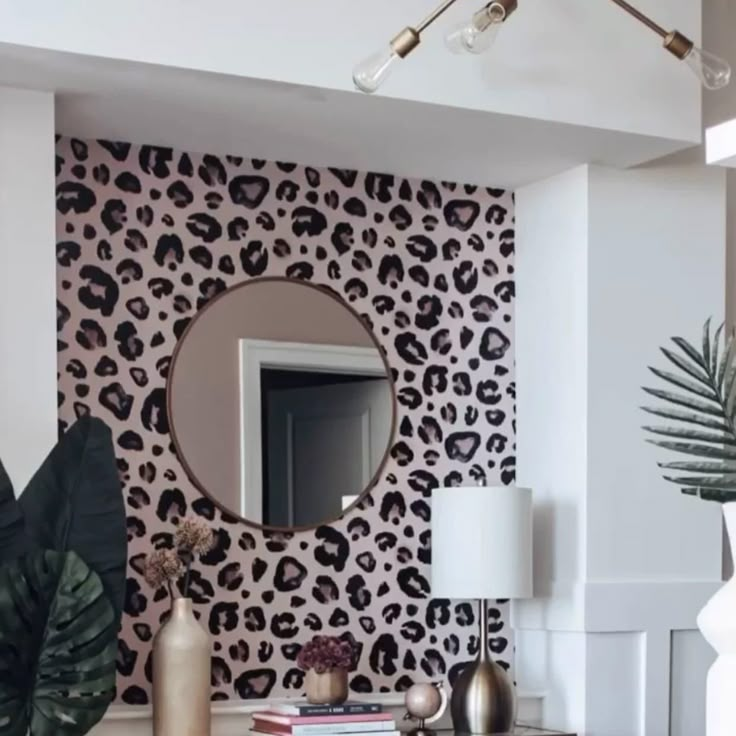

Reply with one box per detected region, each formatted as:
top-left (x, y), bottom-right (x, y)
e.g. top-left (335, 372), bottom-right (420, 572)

top-left (297, 635), bottom-right (355, 674)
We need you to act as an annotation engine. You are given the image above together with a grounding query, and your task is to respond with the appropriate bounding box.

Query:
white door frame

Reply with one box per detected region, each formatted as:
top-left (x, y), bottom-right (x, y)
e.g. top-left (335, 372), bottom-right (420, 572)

top-left (238, 338), bottom-right (386, 522)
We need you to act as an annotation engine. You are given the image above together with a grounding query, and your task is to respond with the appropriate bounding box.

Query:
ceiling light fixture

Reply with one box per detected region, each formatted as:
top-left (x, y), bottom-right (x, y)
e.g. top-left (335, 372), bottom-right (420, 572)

top-left (352, 0), bottom-right (731, 94)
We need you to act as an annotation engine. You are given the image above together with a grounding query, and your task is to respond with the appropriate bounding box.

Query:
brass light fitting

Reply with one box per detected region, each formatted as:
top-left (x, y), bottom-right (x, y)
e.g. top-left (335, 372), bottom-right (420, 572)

top-left (353, 0), bottom-right (730, 93)
top-left (664, 31), bottom-right (695, 61)
top-left (390, 27), bottom-right (421, 59)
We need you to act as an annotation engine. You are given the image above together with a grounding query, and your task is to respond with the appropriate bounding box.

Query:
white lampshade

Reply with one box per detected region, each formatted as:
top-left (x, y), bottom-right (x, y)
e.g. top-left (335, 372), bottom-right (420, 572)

top-left (431, 485), bottom-right (533, 600)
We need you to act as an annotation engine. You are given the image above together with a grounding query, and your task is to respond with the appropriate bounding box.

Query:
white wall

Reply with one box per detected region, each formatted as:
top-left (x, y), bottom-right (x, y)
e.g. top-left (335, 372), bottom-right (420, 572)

top-left (515, 162), bottom-right (726, 736)
top-left (0, 86), bottom-right (57, 490)
top-left (586, 163), bottom-right (725, 581)
top-left (0, 0), bottom-right (702, 144)
top-left (513, 165), bottom-right (590, 616)
top-left (702, 0), bottom-right (736, 580)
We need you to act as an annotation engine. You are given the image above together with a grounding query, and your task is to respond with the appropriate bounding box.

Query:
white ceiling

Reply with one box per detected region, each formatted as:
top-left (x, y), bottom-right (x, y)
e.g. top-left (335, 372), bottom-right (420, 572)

top-left (0, 43), bottom-right (693, 189)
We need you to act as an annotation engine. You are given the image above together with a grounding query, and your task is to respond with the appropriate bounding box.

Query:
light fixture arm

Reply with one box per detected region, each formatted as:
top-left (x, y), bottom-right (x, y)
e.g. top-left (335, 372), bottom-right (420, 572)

top-left (388, 0), bottom-right (462, 58)
top-left (606, 0), bottom-right (697, 60)
top-left (607, 0), bottom-right (667, 39)
top-left (354, 0), bottom-right (730, 93)
top-left (416, 0), bottom-right (463, 34)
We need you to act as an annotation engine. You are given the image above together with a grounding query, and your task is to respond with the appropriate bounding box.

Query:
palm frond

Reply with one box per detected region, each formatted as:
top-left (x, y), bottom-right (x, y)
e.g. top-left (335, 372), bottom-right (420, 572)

top-left (658, 460), bottom-right (736, 474)
top-left (647, 367), bottom-right (717, 401)
top-left (727, 371), bottom-right (736, 418)
top-left (645, 439), bottom-right (736, 460)
top-left (673, 336), bottom-right (708, 371)
top-left (643, 318), bottom-right (736, 504)
top-left (717, 331), bottom-right (734, 389)
top-left (662, 474), bottom-right (736, 489)
top-left (660, 348), bottom-right (710, 386)
top-left (702, 318), bottom-right (712, 375)
top-left (681, 487), bottom-right (735, 502)
top-left (642, 425), bottom-right (736, 446)
top-left (710, 322), bottom-right (724, 378)
top-left (641, 406), bottom-right (730, 433)
top-left (641, 388), bottom-right (723, 417)
top-left (700, 489), bottom-right (736, 502)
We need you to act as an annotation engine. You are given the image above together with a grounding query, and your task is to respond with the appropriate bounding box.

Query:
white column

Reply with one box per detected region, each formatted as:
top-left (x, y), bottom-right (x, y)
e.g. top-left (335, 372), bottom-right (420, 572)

top-left (0, 87), bottom-right (57, 491)
top-left (514, 163), bottom-right (727, 736)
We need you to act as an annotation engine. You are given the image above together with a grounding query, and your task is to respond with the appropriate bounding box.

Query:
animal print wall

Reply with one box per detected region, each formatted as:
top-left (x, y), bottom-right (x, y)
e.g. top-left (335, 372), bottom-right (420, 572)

top-left (55, 136), bottom-right (516, 704)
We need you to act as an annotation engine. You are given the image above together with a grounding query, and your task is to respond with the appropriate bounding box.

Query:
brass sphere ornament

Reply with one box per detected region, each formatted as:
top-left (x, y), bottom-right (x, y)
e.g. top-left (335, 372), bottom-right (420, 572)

top-left (403, 682), bottom-right (448, 736)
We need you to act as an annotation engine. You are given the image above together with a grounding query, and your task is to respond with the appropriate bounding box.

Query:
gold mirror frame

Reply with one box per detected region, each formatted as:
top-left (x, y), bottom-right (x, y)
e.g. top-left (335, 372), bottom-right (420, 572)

top-left (166, 276), bottom-right (398, 533)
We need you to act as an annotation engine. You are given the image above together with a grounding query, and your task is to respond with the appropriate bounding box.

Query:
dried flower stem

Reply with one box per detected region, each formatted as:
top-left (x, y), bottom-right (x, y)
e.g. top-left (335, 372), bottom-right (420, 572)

top-left (182, 551), bottom-right (193, 597)
top-left (142, 517), bottom-right (215, 604)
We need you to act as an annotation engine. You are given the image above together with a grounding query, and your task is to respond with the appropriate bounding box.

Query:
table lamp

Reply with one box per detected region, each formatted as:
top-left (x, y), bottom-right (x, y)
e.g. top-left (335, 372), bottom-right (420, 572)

top-left (431, 484), bottom-right (533, 734)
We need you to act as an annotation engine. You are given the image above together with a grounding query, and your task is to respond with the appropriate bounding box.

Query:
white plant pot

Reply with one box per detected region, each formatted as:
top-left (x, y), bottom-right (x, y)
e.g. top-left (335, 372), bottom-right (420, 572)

top-left (698, 502), bottom-right (736, 736)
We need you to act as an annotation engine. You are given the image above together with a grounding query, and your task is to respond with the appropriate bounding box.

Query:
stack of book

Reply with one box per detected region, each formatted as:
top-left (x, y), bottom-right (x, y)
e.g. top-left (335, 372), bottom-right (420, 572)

top-left (250, 702), bottom-right (398, 736)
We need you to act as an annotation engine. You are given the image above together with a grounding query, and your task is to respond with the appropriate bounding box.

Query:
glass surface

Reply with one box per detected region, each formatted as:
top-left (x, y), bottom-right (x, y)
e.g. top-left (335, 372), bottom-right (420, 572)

top-left (445, 17), bottom-right (501, 54)
top-left (353, 47), bottom-right (400, 93)
top-left (168, 278), bottom-right (395, 530)
top-left (684, 46), bottom-right (731, 90)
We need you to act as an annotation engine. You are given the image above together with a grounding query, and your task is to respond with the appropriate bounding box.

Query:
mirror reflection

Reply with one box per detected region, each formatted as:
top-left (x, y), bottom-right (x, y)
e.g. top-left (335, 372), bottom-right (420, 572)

top-left (168, 278), bottom-right (395, 530)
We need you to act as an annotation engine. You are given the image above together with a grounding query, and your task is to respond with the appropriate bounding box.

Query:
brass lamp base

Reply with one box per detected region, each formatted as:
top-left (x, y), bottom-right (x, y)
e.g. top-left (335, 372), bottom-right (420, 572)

top-left (450, 600), bottom-right (516, 734)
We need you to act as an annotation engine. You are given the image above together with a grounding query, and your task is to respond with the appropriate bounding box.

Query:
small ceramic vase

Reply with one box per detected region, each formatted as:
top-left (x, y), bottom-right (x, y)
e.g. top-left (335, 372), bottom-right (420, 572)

top-left (152, 597), bottom-right (211, 736)
top-left (304, 668), bottom-right (349, 705)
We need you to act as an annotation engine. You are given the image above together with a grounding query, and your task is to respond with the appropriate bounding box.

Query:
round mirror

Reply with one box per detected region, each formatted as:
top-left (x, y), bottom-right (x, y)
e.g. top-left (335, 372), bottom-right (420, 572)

top-left (168, 278), bottom-right (396, 531)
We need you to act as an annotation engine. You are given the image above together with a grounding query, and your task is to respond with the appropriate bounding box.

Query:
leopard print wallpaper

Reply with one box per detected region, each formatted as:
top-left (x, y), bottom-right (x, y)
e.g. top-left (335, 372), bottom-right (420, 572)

top-left (55, 136), bottom-right (516, 704)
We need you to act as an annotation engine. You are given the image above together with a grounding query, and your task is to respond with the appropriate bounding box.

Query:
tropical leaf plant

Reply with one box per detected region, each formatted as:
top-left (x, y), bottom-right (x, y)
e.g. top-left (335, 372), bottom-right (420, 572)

top-left (0, 416), bottom-right (125, 736)
top-left (18, 415), bottom-right (127, 626)
top-left (643, 318), bottom-right (736, 503)
top-left (0, 550), bottom-right (116, 736)
top-left (0, 460), bottom-right (29, 561)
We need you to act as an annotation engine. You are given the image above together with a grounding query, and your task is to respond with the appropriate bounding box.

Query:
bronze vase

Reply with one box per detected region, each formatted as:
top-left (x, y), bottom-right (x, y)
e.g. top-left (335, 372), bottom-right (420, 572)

top-left (153, 597), bottom-right (211, 736)
top-left (304, 668), bottom-right (349, 705)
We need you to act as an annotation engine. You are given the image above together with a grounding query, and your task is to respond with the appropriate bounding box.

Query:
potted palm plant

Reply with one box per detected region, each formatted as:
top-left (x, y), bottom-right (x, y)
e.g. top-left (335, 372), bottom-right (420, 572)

top-left (643, 319), bottom-right (736, 736)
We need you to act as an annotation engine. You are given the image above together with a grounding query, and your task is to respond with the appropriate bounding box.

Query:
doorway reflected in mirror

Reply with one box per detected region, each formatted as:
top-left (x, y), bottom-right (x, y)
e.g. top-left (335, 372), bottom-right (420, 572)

top-left (261, 368), bottom-right (390, 528)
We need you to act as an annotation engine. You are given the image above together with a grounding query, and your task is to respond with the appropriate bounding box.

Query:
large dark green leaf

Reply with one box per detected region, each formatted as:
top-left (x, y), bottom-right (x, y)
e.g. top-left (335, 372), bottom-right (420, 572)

top-left (0, 461), bottom-right (28, 563)
top-left (0, 550), bottom-right (116, 736)
top-left (18, 416), bottom-right (127, 626)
